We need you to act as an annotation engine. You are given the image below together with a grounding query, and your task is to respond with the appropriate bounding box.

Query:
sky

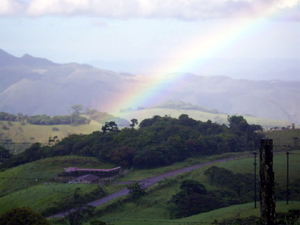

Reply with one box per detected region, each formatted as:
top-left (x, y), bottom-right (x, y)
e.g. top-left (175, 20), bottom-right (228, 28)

top-left (0, 0), bottom-right (299, 79)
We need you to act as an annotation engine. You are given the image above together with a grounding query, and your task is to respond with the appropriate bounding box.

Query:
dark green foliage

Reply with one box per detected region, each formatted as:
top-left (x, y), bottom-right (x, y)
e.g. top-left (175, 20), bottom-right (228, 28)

top-left (0, 207), bottom-right (49, 225)
top-left (130, 118), bottom-right (138, 128)
top-left (26, 114), bottom-right (90, 125)
top-left (2, 125), bottom-right (9, 130)
top-left (102, 121), bottom-right (119, 133)
top-left (204, 166), bottom-right (254, 201)
top-left (0, 112), bottom-right (17, 121)
top-left (89, 220), bottom-right (107, 225)
top-left (169, 180), bottom-right (226, 218)
top-left (127, 182), bottom-right (146, 199)
top-left (1, 114), bottom-right (263, 170)
top-left (65, 205), bottom-right (95, 225)
top-left (0, 146), bottom-right (12, 163)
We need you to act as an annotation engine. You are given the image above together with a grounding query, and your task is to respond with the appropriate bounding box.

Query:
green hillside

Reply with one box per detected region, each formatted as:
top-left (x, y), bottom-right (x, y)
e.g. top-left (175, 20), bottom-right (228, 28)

top-left (89, 150), bottom-right (300, 225)
top-left (1, 149), bottom-right (299, 224)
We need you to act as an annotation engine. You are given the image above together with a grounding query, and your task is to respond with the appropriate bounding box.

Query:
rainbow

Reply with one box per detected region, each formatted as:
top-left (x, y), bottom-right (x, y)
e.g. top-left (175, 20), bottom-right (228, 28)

top-left (104, 2), bottom-right (297, 116)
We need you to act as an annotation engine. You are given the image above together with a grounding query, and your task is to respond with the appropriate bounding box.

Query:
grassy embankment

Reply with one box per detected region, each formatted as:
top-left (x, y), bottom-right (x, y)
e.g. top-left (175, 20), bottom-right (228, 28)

top-left (0, 156), bottom-right (123, 215)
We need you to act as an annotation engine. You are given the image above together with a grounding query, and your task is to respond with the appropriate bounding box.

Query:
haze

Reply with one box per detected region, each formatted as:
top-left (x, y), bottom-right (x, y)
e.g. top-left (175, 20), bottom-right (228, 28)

top-left (0, 0), bottom-right (299, 80)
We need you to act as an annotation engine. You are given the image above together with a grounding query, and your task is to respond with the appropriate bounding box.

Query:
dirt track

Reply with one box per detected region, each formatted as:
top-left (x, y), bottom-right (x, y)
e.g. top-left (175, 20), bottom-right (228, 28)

top-left (50, 157), bottom-right (236, 217)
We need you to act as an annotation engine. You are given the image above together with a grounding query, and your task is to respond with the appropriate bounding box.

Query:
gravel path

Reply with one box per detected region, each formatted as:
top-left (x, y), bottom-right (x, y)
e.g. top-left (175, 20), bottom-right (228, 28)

top-left (49, 157), bottom-right (236, 218)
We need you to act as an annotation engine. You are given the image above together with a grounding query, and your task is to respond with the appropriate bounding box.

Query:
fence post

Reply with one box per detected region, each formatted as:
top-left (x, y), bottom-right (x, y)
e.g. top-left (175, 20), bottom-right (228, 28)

top-left (259, 139), bottom-right (276, 225)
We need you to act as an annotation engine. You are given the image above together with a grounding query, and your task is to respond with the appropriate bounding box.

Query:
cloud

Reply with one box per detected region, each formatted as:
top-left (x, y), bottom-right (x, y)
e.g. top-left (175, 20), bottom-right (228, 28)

top-left (2, 0), bottom-right (300, 21)
top-left (0, 0), bottom-right (26, 16)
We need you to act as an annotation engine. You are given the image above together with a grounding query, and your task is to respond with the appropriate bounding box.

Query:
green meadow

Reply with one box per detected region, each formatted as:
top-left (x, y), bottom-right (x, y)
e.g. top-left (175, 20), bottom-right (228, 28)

top-left (87, 150), bottom-right (300, 224)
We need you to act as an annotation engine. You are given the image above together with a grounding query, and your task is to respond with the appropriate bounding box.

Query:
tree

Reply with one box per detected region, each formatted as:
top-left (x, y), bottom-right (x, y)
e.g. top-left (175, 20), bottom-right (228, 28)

top-left (102, 121), bottom-right (119, 133)
top-left (127, 182), bottom-right (146, 199)
top-left (65, 206), bottom-right (95, 225)
top-left (71, 105), bottom-right (84, 116)
top-left (130, 118), bottom-right (138, 128)
top-left (0, 207), bottom-right (49, 225)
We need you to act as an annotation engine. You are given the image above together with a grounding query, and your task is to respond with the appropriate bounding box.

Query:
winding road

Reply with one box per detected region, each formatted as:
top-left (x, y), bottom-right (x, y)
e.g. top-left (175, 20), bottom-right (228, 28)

top-left (50, 157), bottom-right (236, 217)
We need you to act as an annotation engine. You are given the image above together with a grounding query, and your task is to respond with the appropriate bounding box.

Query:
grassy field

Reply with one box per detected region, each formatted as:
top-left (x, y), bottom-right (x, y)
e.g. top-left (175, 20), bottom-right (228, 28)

top-left (0, 120), bottom-right (102, 153)
top-left (0, 155), bottom-right (124, 215)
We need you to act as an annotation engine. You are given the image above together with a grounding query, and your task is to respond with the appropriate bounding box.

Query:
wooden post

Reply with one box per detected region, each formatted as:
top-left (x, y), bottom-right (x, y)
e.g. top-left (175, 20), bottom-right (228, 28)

top-left (259, 139), bottom-right (276, 225)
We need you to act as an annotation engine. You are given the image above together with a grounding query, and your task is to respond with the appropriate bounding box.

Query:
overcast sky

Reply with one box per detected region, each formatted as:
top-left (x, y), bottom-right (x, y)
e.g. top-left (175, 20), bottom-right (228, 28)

top-left (0, 0), bottom-right (299, 77)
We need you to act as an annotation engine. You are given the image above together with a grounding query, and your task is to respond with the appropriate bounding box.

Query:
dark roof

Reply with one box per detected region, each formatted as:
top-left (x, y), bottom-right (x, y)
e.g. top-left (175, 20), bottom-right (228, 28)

top-left (73, 174), bottom-right (100, 182)
top-left (65, 166), bottom-right (121, 172)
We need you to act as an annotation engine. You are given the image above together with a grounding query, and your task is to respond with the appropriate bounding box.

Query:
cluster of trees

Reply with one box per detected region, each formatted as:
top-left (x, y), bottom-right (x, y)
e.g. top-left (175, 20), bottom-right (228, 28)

top-left (169, 168), bottom-right (256, 219)
top-left (168, 180), bottom-right (226, 218)
top-left (1, 115), bottom-right (263, 170)
top-left (0, 111), bottom-right (90, 126)
top-left (0, 112), bottom-right (18, 121)
top-left (169, 166), bottom-right (300, 219)
top-left (26, 114), bottom-right (90, 125)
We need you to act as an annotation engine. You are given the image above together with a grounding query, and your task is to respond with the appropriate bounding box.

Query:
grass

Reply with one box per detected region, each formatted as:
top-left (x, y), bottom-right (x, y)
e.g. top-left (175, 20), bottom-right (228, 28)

top-left (264, 129), bottom-right (300, 149)
top-left (84, 150), bottom-right (300, 225)
top-left (0, 155), bottom-right (124, 214)
top-left (0, 183), bottom-right (95, 215)
top-left (2, 129), bottom-right (300, 224)
top-left (0, 120), bottom-right (102, 153)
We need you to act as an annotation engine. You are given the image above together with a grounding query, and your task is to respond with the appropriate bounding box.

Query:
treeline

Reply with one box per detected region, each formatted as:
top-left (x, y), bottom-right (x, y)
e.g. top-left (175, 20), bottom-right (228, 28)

top-left (0, 112), bottom-right (90, 125)
top-left (0, 108), bottom-right (128, 126)
top-left (26, 114), bottom-right (90, 125)
top-left (2, 115), bottom-right (264, 169)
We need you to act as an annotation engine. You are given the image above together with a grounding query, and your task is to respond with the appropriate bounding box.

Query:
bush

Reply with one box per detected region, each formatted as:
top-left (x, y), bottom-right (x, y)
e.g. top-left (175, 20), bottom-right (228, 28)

top-left (0, 207), bottom-right (49, 225)
top-left (52, 127), bottom-right (60, 131)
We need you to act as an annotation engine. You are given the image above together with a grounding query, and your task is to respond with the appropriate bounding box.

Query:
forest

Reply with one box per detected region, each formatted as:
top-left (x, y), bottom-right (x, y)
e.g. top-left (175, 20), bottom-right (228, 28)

top-left (1, 114), bottom-right (264, 170)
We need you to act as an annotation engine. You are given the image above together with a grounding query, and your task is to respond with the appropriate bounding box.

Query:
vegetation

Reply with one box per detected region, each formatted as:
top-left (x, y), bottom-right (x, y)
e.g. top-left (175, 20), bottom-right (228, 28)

top-left (0, 207), bottom-right (49, 225)
top-left (1, 115), bottom-right (263, 170)
top-left (126, 182), bottom-right (146, 200)
top-left (0, 113), bottom-right (299, 224)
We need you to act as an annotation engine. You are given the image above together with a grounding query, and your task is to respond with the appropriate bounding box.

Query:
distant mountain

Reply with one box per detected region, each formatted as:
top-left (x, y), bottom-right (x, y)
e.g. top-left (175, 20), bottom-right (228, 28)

top-left (0, 49), bottom-right (299, 124)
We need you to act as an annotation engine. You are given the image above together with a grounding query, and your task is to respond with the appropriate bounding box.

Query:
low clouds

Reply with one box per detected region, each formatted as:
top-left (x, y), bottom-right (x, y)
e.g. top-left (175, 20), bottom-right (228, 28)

top-left (1, 0), bottom-right (299, 20)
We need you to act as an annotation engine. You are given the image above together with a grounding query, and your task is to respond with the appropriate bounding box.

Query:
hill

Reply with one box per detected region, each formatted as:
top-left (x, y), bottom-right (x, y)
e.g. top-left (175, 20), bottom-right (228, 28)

top-left (0, 49), bottom-right (300, 124)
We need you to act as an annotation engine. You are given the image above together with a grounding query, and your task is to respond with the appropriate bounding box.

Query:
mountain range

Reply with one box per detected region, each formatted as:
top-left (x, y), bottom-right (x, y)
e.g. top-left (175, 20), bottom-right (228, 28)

top-left (0, 49), bottom-right (299, 124)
